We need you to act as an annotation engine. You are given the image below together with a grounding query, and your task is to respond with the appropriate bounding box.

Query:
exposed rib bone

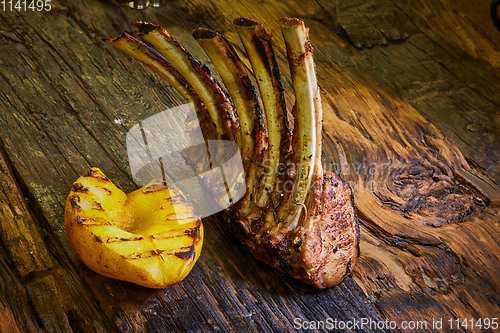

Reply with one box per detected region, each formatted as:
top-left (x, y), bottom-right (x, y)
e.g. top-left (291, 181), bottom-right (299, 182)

top-left (135, 22), bottom-right (240, 143)
top-left (193, 29), bottom-right (268, 214)
top-left (234, 17), bottom-right (292, 209)
top-left (103, 33), bottom-right (209, 127)
top-left (279, 18), bottom-right (320, 230)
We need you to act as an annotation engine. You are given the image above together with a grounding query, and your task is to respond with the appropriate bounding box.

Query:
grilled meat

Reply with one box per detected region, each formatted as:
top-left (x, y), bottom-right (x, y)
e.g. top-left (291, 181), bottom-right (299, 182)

top-left (105, 17), bottom-right (359, 289)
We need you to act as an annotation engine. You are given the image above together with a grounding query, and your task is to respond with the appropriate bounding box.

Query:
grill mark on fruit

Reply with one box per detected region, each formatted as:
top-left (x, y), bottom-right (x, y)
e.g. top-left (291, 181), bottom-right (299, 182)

top-left (170, 193), bottom-right (184, 201)
top-left (93, 202), bottom-right (104, 211)
top-left (95, 236), bottom-right (103, 243)
top-left (185, 226), bottom-right (200, 239)
top-left (123, 251), bottom-right (156, 260)
top-left (175, 245), bottom-right (195, 260)
top-left (105, 236), bottom-right (143, 243)
top-left (83, 168), bottom-right (109, 181)
top-left (151, 226), bottom-right (200, 240)
top-left (143, 185), bottom-right (168, 194)
top-left (69, 195), bottom-right (81, 210)
top-left (71, 183), bottom-right (87, 193)
top-left (122, 245), bottom-right (195, 260)
top-left (75, 217), bottom-right (111, 226)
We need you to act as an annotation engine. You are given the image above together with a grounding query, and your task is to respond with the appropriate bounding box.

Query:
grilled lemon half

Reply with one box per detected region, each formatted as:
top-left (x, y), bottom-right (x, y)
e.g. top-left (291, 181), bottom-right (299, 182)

top-left (64, 167), bottom-right (203, 288)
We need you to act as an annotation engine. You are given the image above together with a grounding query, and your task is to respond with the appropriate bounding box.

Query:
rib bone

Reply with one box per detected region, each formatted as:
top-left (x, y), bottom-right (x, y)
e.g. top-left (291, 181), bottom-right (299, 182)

top-left (193, 29), bottom-right (268, 215)
top-left (135, 22), bottom-right (240, 143)
top-left (234, 18), bottom-right (292, 211)
top-left (279, 18), bottom-right (320, 230)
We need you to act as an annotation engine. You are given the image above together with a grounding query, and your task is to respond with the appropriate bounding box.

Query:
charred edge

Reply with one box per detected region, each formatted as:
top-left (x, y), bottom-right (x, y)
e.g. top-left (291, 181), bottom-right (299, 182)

top-left (324, 174), bottom-right (338, 187)
top-left (214, 76), bottom-right (238, 123)
top-left (76, 218), bottom-right (111, 226)
top-left (122, 32), bottom-right (172, 66)
top-left (170, 193), bottom-right (186, 203)
top-left (254, 108), bottom-right (268, 157)
top-left (246, 79), bottom-right (261, 105)
top-left (279, 17), bottom-right (303, 27)
top-left (145, 23), bottom-right (210, 78)
top-left (184, 226), bottom-right (201, 239)
top-left (69, 195), bottom-right (80, 209)
top-left (304, 38), bottom-right (314, 56)
top-left (173, 34), bottom-right (236, 126)
top-left (250, 31), bottom-right (290, 155)
top-left (122, 29), bottom-right (211, 128)
top-left (168, 32), bottom-right (211, 76)
top-left (93, 202), bottom-right (104, 211)
top-left (343, 258), bottom-right (352, 278)
top-left (118, 32), bottom-right (202, 105)
top-left (83, 168), bottom-right (109, 181)
top-left (150, 225), bottom-right (199, 240)
top-left (124, 251), bottom-right (161, 260)
top-left (106, 236), bottom-right (143, 243)
top-left (189, 59), bottom-right (237, 125)
top-left (201, 63), bottom-right (211, 75)
top-left (238, 58), bottom-right (264, 121)
top-left (150, 179), bottom-right (168, 187)
top-left (134, 21), bottom-right (157, 34)
top-left (251, 35), bottom-right (272, 76)
top-left (278, 85), bottom-right (291, 157)
top-left (293, 239), bottom-right (302, 252)
top-left (279, 258), bottom-right (293, 273)
top-left (71, 183), bottom-right (87, 193)
top-left (143, 185), bottom-right (168, 194)
top-left (219, 32), bottom-right (247, 70)
top-left (234, 16), bottom-right (260, 27)
top-left (175, 245), bottom-right (195, 260)
top-left (192, 28), bottom-right (218, 40)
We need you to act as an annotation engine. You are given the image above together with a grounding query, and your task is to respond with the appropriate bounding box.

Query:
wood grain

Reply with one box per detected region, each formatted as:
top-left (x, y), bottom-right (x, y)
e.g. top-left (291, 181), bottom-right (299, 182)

top-left (0, 0), bottom-right (499, 331)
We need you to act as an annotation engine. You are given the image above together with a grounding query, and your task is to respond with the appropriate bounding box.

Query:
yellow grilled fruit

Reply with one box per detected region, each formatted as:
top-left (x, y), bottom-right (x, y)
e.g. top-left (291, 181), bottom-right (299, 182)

top-left (64, 167), bottom-right (203, 288)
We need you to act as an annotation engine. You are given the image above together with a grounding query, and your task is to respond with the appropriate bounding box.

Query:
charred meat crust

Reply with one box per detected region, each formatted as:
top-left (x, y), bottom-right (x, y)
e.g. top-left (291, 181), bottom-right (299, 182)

top-left (225, 171), bottom-right (359, 288)
top-left (233, 17), bottom-right (260, 27)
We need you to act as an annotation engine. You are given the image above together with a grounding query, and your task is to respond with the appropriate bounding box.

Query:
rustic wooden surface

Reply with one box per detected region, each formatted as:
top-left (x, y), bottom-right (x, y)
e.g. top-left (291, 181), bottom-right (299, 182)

top-left (1, 0), bottom-right (499, 332)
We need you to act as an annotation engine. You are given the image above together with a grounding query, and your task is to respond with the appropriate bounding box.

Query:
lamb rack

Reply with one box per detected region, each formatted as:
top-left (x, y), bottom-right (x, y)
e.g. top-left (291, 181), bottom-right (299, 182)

top-left (105, 17), bottom-right (359, 289)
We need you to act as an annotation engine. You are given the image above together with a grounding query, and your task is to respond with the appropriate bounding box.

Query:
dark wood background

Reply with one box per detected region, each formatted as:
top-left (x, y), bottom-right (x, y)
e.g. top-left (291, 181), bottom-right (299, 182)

top-left (1, 0), bottom-right (499, 332)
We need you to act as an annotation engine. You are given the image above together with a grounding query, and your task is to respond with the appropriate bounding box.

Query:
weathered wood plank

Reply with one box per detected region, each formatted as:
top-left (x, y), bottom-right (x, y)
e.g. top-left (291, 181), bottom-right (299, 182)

top-left (0, 143), bottom-right (73, 332)
top-left (0, 0), bottom-right (499, 331)
top-left (319, 0), bottom-right (500, 186)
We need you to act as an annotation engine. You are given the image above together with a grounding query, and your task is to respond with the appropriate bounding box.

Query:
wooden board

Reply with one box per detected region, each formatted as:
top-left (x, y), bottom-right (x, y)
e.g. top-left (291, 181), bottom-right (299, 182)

top-left (0, 0), bottom-right (499, 331)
